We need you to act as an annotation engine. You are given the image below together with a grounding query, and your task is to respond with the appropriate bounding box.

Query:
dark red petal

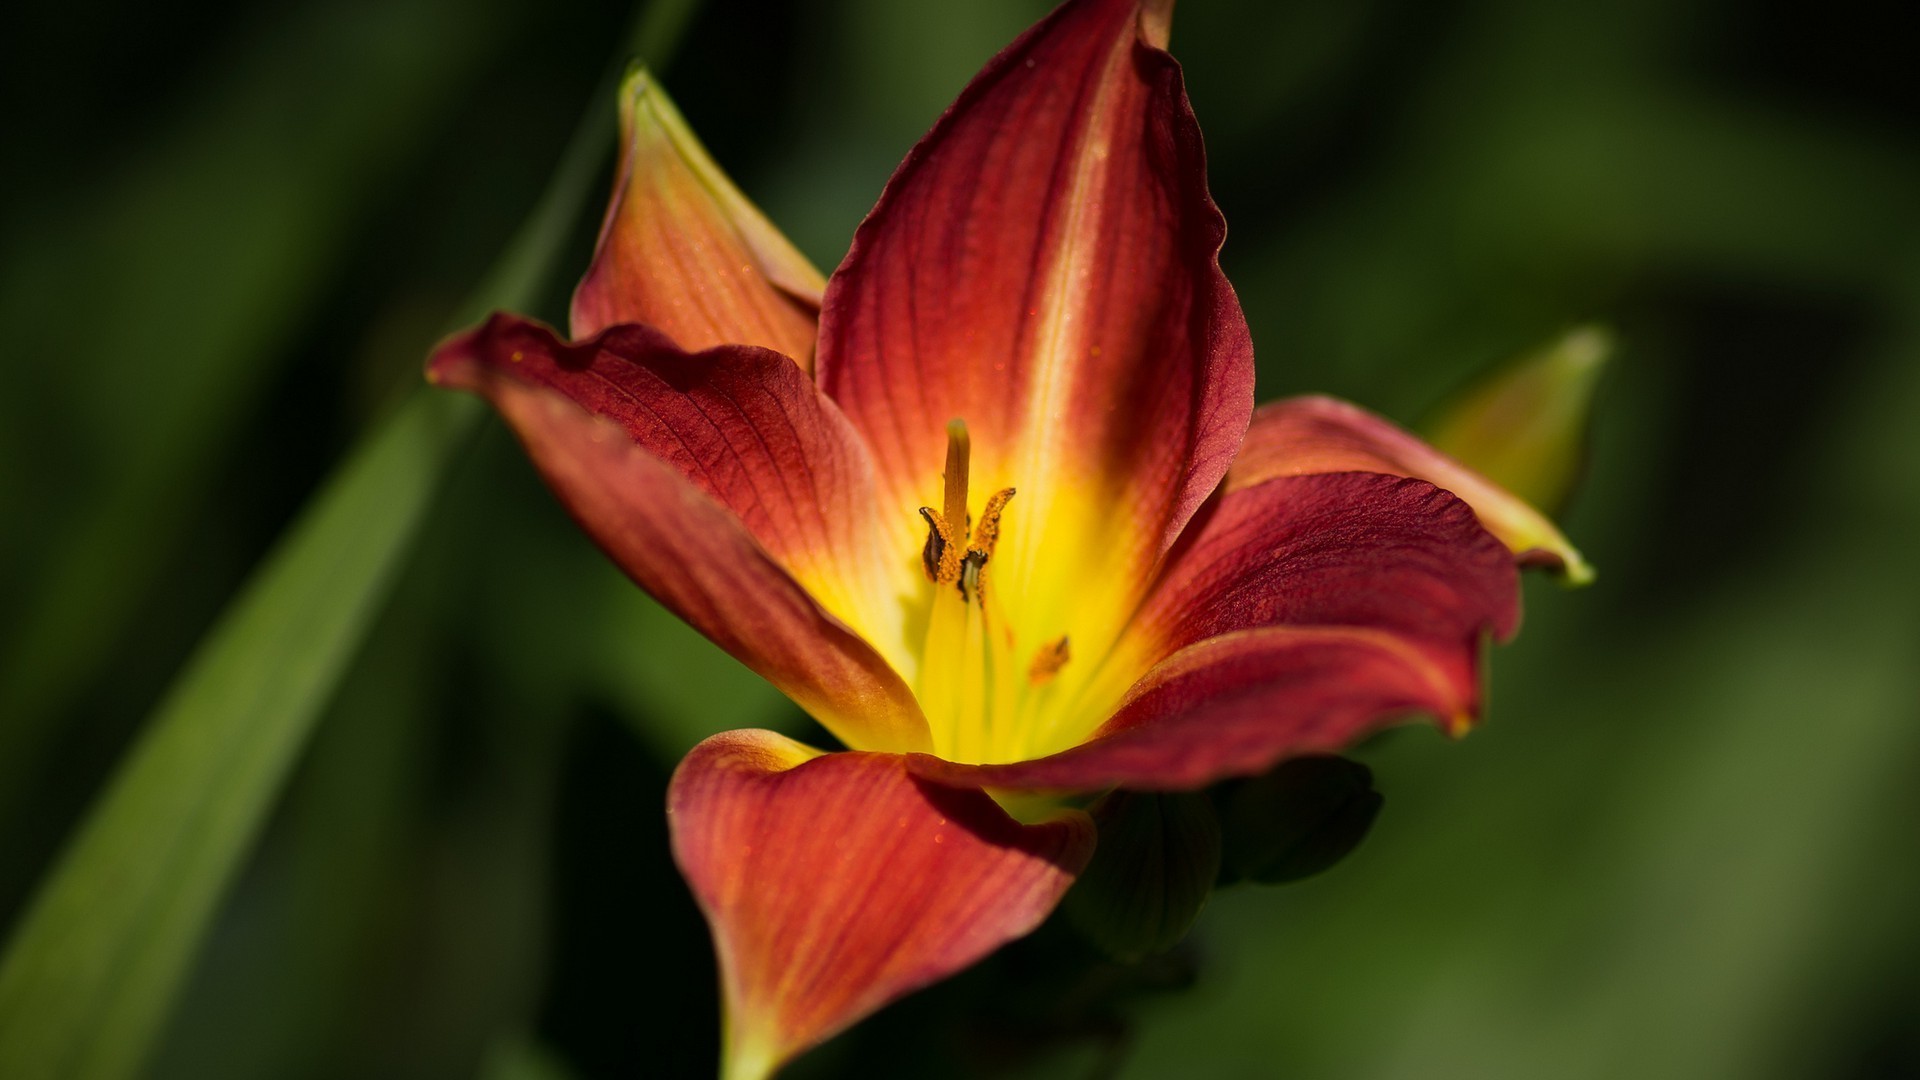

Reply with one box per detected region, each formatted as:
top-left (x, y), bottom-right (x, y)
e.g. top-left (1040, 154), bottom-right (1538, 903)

top-left (1232, 395), bottom-right (1591, 582)
top-left (911, 625), bottom-right (1472, 792)
top-left (815, 0), bottom-right (1252, 662)
top-left (670, 731), bottom-right (1094, 1076)
top-left (570, 70), bottom-right (823, 364)
top-left (1133, 471), bottom-right (1520, 660)
top-left (1003, 471), bottom-right (1519, 774)
top-left (429, 316), bottom-right (928, 753)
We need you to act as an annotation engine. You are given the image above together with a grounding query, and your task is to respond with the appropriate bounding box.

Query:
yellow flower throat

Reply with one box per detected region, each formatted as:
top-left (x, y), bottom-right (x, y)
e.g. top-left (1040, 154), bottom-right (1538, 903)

top-left (914, 420), bottom-right (1073, 763)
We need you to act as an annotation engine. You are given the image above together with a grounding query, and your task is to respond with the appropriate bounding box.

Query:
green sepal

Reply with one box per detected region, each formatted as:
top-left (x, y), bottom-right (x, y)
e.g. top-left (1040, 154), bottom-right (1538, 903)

top-left (1063, 791), bottom-right (1222, 962)
top-left (1213, 755), bottom-right (1383, 886)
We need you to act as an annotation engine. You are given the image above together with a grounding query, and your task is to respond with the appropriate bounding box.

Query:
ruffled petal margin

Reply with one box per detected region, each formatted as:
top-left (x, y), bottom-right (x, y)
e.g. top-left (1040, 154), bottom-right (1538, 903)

top-left (670, 731), bottom-right (1094, 1079)
top-left (429, 317), bottom-right (928, 753)
top-left (1231, 395), bottom-right (1592, 583)
top-left (570, 69), bottom-right (825, 365)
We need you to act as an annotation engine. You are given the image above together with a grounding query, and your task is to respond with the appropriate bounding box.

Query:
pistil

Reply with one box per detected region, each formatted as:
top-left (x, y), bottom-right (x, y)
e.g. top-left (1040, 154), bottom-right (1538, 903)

top-left (915, 420), bottom-right (1018, 760)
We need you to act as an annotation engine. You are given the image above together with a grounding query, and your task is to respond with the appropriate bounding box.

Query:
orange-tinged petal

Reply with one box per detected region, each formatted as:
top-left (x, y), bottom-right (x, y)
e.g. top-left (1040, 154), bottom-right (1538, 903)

top-left (912, 625), bottom-right (1474, 792)
top-left (570, 69), bottom-right (825, 365)
top-left (669, 730), bottom-right (1093, 1079)
top-left (817, 0), bottom-right (1253, 670)
top-left (1232, 395), bottom-right (1593, 583)
top-left (430, 316), bottom-right (928, 753)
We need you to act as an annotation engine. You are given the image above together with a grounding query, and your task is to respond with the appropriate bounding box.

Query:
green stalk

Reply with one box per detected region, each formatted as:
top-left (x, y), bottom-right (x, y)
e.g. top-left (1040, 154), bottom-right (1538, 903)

top-left (0, 2), bottom-right (700, 1076)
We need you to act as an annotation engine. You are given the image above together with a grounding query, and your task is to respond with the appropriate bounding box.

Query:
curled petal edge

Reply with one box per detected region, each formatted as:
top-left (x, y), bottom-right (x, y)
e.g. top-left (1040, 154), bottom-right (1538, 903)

top-left (571, 68), bottom-right (825, 364)
top-left (430, 328), bottom-right (930, 754)
top-left (1231, 395), bottom-right (1593, 585)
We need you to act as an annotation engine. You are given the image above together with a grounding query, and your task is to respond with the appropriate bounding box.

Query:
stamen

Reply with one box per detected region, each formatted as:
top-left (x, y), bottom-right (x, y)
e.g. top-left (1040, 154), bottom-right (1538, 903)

top-left (959, 549), bottom-right (988, 601)
top-left (957, 486), bottom-right (1016, 602)
top-left (918, 419), bottom-right (977, 588)
top-left (971, 487), bottom-right (1016, 557)
top-left (1029, 636), bottom-right (1071, 685)
top-left (918, 507), bottom-right (960, 583)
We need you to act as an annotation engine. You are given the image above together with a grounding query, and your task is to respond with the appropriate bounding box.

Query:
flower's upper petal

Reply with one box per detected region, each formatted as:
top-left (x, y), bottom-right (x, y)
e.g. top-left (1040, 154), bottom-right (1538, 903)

top-left (910, 625), bottom-right (1472, 792)
top-left (816, 0), bottom-right (1253, 662)
top-left (670, 730), bottom-right (1093, 1079)
top-left (430, 315), bottom-right (928, 752)
top-left (997, 470), bottom-right (1517, 771)
top-left (1232, 395), bottom-right (1592, 583)
top-left (570, 70), bottom-right (825, 366)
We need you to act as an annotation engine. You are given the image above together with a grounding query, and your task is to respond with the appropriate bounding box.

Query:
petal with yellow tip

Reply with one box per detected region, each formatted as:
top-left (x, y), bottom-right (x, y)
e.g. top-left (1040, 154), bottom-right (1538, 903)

top-left (1231, 396), bottom-right (1594, 584)
top-left (571, 69), bottom-right (825, 366)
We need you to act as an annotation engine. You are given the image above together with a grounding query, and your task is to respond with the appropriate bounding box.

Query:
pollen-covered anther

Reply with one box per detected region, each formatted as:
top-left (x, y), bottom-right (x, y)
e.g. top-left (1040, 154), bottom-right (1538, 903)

top-left (919, 506), bottom-right (963, 584)
top-left (957, 486), bottom-right (1017, 601)
top-left (1029, 635), bottom-right (1071, 685)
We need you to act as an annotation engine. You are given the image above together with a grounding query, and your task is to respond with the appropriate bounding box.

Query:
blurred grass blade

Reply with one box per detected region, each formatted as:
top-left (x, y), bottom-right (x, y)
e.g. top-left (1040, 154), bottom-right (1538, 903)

top-left (0, 1), bottom-right (700, 1076)
top-left (0, 0), bottom-right (507, 781)
top-left (0, 389), bottom-right (475, 1080)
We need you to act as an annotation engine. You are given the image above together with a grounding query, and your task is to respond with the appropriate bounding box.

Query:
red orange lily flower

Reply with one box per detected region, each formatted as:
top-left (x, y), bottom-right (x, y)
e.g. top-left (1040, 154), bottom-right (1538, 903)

top-left (429, 0), bottom-right (1587, 1075)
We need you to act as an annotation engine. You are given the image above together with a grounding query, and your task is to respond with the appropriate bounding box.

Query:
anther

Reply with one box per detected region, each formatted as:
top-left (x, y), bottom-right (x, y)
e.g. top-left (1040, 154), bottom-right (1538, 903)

top-left (1029, 636), bottom-right (1071, 685)
top-left (919, 507), bottom-right (957, 583)
top-left (917, 419), bottom-right (1018, 601)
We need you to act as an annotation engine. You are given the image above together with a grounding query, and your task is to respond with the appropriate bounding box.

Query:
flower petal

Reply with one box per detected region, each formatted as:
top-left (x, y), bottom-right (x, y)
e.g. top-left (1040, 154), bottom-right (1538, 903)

top-left (912, 625), bottom-right (1472, 792)
top-left (430, 315), bottom-right (927, 752)
top-left (570, 69), bottom-right (825, 365)
top-left (1136, 471), bottom-right (1520, 653)
top-left (670, 730), bottom-right (1094, 1078)
top-left (1232, 395), bottom-right (1592, 583)
top-left (1007, 471), bottom-right (1517, 763)
top-left (816, 0), bottom-right (1253, 666)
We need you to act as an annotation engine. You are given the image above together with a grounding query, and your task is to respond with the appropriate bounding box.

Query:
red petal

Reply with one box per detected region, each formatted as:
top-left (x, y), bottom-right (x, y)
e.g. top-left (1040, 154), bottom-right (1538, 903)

top-left (986, 471), bottom-right (1517, 775)
top-left (1133, 472), bottom-right (1520, 657)
top-left (912, 625), bottom-right (1472, 792)
top-left (570, 71), bottom-right (824, 364)
top-left (816, 0), bottom-right (1252, 661)
top-left (1232, 395), bottom-right (1592, 583)
top-left (670, 730), bottom-right (1094, 1077)
top-left (430, 315), bottom-right (928, 753)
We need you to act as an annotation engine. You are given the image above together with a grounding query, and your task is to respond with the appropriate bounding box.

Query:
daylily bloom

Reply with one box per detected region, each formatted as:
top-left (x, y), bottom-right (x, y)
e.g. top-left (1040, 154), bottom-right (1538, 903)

top-left (428, 0), bottom-right (1586, 1075)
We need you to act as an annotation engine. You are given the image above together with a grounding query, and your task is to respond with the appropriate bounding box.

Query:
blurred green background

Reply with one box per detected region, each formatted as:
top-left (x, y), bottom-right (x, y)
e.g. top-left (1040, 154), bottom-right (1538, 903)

top-left (2, 0), bottom-right (1916, 1077)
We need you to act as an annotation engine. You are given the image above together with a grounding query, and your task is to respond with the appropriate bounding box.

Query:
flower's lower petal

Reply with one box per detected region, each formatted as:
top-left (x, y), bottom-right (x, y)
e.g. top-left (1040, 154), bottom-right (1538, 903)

top-left (670, 730), bottom-right (1094, 1077)
top-left (431, 313), bottom-right (921, 681)
top-left (1231, 395), bottom-right (1591, 583)
top-left (1135, 471), bottom-right (1520, 656)
top-left (570, 70), bottom-right (823, 365)
top-left (912, 625), bottom-right (1473, 791)
top-left (1033, 471), bottom-right (1516, 761)
top-left (816, 0), bottom-right (1253, 662)
top-left (430, 319), bottom-right (928, 753)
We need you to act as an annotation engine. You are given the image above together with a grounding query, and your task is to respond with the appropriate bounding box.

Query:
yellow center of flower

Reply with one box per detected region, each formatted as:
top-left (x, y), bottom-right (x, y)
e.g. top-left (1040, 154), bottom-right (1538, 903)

top-left (913, 420), bottom-right (1089, 763)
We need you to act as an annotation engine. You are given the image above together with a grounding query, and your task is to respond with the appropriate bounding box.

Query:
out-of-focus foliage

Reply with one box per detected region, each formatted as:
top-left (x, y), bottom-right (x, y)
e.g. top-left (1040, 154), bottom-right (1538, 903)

top-left (2, 0), bottom-right (1916, 1078)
